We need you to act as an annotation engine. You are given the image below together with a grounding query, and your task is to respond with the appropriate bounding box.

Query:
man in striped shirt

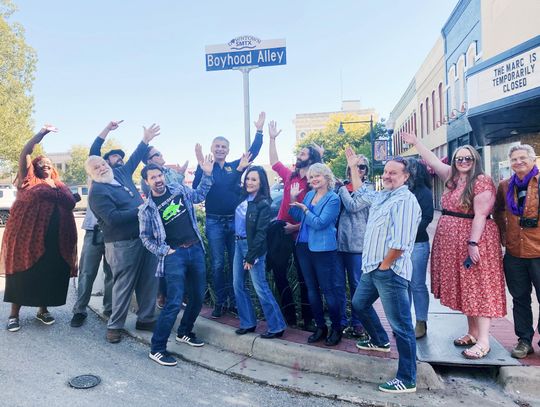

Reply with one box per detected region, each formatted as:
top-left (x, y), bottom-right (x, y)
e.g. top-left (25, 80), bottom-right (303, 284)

top-left (345, 148), bottom-right (421, 394)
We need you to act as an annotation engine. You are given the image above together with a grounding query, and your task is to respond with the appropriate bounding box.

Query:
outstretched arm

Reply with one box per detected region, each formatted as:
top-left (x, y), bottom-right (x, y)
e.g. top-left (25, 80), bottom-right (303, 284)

top-left (401, 132), bottom-right (451, 180)
top-left (122, 124), bottom-right (160, 175)
top-left (89, 120), bottom-right (123, 156)
top-left (246, 111), bottom-right (265, 161)
top-left (268, 120), bottom-right (281, 166)
top-left (17, 124), bottom-right (58, 188)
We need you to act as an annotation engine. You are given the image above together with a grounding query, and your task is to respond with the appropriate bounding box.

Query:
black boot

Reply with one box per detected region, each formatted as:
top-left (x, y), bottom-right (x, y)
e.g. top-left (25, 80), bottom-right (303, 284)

top-left (308, 326), bottom-right (328, 343)
top-left (325, 329), bottom-right (342, 346)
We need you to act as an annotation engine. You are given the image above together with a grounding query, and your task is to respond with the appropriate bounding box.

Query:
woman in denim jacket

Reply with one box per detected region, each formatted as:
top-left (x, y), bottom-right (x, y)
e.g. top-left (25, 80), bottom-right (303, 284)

top-left (289, 163), bottom-right (342, 346)
top-left (233, 166), bottom-right (286, 338)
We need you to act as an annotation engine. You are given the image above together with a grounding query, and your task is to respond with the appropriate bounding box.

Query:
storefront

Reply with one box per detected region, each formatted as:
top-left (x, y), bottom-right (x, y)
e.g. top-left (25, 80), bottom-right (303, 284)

top-left (467, 35), bottom-right (540, 182)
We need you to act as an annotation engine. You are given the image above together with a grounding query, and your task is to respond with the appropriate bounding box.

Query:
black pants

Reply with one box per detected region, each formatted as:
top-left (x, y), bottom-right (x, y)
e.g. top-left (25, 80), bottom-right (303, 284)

top-left (504, 253), bottom-right (540, 345)
top-left (266, 234), bottom-right (313, 327)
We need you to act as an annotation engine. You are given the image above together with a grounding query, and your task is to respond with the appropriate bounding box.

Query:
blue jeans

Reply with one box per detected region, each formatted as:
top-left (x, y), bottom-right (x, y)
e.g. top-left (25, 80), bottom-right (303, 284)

top-left (352, 269), bottom-right (416, 384)
top-left (409, 241), bottom-right (430, 322)
top-left (336, 252), bottom-right (363, 328)
top-left (206, 215), bottom-right (236, 308)
top-left (295, 243), bottom-right (341, 330)
top-left (233, 240), bottom-right (286, 333)
top-left (151, 243), bottom-right (206, 353)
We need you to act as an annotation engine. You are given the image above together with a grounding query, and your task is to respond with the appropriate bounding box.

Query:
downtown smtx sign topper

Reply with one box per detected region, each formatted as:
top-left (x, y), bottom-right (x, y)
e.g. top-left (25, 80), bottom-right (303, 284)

top-left (205, 36), bottom-right (286, 71)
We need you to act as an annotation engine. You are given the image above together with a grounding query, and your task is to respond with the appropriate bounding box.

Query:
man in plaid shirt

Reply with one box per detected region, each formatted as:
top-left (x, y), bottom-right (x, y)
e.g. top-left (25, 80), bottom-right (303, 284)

top-left (138, 152), bottom-right (213, 367)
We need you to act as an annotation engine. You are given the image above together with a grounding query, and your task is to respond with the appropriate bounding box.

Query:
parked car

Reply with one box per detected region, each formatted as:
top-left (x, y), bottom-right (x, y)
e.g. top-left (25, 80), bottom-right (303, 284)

top-left (269, 187), bottom-right (284, 220)
top-left (69, 185), bottom-right (89, 211)
top-left (0, 185), bottom-right (17, 226)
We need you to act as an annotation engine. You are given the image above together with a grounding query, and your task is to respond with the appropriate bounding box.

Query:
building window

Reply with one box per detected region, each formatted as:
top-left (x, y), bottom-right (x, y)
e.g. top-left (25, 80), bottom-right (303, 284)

top-left (413, 112), bottom-right (417, 135)
top-left (425, 97), bottom-right (430, 135)
top-left (438, 83), bottom-right (443, 124)
top-left (431, 90), bottom-right (436, 130)
top-left (420, 103), bottom-right (424, 138)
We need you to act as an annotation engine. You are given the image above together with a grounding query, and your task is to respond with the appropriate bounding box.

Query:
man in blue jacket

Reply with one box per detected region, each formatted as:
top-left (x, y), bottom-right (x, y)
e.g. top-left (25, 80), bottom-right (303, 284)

top-left (87, 124), bottom-right (160, 344)
top-left (192, 112), bottom-right (265, 318)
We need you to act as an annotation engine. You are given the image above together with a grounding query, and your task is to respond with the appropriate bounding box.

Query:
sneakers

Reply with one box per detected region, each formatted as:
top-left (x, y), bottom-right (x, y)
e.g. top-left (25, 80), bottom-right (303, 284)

top-left (356, 338), bottom-right (391, 353)
top-left (211, 305), bottom-right (223, 319)
top-left (343, 325), bottom-right (370, 340)
top-left (7, 317), bottom-right (20, 332)
top-left (149, 351), bottom-right (177, 366)
top-left (36, 312), bottom-right (55, 325)
top-left (415, 320), bottom-right (427, 339)
top-left (511, 340), bottom-right (534, 359)
top-left (176, 332), bottom-right (205, 347)
top-left (378, 378), bottom-right (416, 393)
top-left (70, 313), bottom-right (87, 328)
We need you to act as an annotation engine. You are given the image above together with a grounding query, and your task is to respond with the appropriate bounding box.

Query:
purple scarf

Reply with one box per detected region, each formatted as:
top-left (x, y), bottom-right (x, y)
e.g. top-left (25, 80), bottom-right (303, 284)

top-left (506, 165), bottom-right (539, 216)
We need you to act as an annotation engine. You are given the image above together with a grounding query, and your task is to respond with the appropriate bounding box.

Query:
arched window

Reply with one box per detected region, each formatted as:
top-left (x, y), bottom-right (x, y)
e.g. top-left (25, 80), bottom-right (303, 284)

top-left (413, 112), bottom-right (417, 135)
top-left (438, 82), bottom-right (443, 124)
top-left (420, 103), bottom-right (424, 138)
top-left (425, 97), bottom-right (430, 135)
top-left (432, 90), bottom-right (436, 130)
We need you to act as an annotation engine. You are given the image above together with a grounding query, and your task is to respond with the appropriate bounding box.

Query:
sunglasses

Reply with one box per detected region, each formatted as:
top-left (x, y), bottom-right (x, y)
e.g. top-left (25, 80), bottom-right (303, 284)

top-left (149, 152), bottom-right (162, 160)
top-left (357, 164), bottom-right (368, 171)
top-left (454, 156), bottom-right (474, 164)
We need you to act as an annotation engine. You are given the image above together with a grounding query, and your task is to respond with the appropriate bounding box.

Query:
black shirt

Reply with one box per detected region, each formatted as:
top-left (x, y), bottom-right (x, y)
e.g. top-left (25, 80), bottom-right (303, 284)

top-left (152, 188), bottom-right (198, 247)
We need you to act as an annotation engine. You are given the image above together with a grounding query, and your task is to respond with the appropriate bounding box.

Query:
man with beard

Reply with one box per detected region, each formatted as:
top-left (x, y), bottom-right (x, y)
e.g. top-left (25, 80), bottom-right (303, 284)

top-left (86, 124), bottom-right (161, 343)
top-left (268, 120), bottom-right (322, 329)
top-left (71, 120), bottom-right (123, 328)
top-left (138, 156), bottom-right (213, 366)
top-left (193, 112), bottom-right (265, 319)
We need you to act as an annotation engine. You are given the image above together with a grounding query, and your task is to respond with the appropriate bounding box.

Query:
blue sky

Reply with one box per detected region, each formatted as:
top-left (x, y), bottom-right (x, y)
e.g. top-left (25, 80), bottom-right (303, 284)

top-left (13, 0), bottom-right (457, 165)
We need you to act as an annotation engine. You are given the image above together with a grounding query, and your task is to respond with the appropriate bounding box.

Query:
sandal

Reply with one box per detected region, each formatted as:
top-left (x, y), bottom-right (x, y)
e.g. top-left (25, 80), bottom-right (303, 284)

top-left (462, 344), bottom-right (490, 359)
top-left (453, 333), bottom-right (477, 347)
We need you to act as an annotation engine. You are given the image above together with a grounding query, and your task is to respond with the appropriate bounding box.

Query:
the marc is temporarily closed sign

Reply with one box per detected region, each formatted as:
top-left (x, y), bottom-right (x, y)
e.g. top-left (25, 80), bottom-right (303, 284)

top-left (468, 45), bottom-right (538, 109)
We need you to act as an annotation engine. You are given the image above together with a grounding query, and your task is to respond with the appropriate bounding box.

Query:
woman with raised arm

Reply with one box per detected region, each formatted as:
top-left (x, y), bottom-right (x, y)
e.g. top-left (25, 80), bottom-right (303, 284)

top-left (401, 132), bottom-right (505, 360)
top-left (1, 125), bottom-right (78, 332)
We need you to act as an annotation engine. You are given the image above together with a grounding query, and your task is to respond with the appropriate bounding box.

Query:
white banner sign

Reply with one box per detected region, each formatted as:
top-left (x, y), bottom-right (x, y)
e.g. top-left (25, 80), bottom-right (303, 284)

top-left (468, 46), bottom-right (538, 109)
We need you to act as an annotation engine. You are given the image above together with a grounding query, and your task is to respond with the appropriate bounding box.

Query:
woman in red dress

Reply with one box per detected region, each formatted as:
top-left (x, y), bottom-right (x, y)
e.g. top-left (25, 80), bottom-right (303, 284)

top-left (1, 125), bottom-right (78, 332)
top-left (402, 132), bottom-right (506, 360)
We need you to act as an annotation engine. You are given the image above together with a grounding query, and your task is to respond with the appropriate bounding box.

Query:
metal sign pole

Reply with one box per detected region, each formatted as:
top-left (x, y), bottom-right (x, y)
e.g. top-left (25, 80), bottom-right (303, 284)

top-left (240, 67), bottom-right (252, 151)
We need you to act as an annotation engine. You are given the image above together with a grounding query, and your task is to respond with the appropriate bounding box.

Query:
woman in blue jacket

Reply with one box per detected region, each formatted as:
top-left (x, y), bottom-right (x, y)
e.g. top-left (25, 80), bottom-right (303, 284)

top-left (290, 163), bottom-right (342, 346)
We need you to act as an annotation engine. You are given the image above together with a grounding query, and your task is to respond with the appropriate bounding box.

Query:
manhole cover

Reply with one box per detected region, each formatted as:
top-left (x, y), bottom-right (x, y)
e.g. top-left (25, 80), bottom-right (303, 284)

top-left (69, 374), bottom-right (101, 389)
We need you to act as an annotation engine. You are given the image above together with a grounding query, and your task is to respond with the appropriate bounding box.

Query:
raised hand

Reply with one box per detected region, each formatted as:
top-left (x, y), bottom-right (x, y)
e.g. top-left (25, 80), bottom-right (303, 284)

top-left (107, 120), bottom-right (124, 131)
top-left (201, 154), bottom-right (214, 176)
top-left (195, 143), bottom-right (204, 166)
top-left (289, 182), bottom-right (303, 202)
top-left (178, 160), bottom-right (189, 175)
top-left (41, 124), bottom-right (59, 133)
top-left (268, 121), bottom-right (282, 140)
top-left (237, 152), bottom-right (253, 172)
top-left (254, 111), bottom-right (266, 131)
top-left (143, 123), bottom-right (160, 144)
top-left (345, 146), bottom-right (360, 167)
top-left (401, 132), bottom-right (418, 146)
top-left (312, 142), bottom-right (325, 158)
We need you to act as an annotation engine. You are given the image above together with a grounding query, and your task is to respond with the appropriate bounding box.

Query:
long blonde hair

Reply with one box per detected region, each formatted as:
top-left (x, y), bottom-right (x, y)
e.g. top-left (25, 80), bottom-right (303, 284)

top-left (445, 145), bottom-right (484, 211)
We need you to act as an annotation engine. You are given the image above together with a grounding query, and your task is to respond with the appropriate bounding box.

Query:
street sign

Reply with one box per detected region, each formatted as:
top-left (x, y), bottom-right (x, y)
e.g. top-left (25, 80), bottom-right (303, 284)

top-left (205, 36), bottom-right (286, 71)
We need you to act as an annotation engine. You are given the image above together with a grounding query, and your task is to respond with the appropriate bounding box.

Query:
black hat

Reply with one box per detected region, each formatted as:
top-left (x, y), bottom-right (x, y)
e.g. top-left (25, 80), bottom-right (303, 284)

top-left (103, 149), bottom-right (125, 161)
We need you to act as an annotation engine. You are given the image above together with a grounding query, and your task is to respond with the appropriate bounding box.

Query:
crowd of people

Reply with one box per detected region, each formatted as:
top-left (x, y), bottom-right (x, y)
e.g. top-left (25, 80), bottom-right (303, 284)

top-left (1, 116), bottom-right (540, 395)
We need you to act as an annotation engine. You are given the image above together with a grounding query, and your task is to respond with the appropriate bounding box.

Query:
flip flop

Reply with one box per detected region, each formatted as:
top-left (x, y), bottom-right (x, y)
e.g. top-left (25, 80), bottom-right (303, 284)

top-left (454, 333), bottom-right (477, 347)
top-left (462, 344), bottom-right (491, 359)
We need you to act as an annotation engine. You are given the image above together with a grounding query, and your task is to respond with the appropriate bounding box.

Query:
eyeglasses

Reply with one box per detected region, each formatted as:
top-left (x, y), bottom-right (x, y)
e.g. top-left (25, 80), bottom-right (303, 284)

top-left (149, 152), bottom-right (162, 160)
top-left (357, 164), bottom-right (368, 171)
top-left (454, 156), bottom-right (474, 164)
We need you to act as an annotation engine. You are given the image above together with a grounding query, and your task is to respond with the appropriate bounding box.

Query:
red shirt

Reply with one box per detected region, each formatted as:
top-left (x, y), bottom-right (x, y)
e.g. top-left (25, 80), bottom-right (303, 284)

top-left (272, 161), bottom-right (309, 225)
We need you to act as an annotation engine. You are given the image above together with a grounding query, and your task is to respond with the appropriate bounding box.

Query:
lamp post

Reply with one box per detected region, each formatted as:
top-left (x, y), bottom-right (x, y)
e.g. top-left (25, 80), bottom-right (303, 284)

top-left (337, 115), bottom-right (374, 175)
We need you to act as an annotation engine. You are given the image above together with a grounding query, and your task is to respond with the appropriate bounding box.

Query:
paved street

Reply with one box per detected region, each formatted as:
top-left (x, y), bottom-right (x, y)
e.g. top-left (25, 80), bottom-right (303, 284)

top-left (0, 286), bottom-right (354, 407)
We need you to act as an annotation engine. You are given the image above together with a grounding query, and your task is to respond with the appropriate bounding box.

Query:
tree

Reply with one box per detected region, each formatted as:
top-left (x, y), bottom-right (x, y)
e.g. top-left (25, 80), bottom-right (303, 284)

top-left (295, 113), bottom-right (375, 180)
top-left (0, 0), bottom-right (37, 171)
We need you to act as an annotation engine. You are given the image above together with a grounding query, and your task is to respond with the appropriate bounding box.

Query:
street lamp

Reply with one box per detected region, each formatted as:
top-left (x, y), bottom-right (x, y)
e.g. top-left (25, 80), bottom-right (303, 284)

top-left (337, 115), bottom-right (374, 175)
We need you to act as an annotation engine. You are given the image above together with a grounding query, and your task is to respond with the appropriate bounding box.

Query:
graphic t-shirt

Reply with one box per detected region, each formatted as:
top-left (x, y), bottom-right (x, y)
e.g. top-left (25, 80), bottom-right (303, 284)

top-left (151, 188), bottom-right (198, 247)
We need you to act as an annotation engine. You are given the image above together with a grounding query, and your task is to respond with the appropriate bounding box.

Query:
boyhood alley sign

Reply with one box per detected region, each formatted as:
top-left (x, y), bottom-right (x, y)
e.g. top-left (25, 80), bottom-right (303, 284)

top-left (205, 36), bottom-right (286, 71)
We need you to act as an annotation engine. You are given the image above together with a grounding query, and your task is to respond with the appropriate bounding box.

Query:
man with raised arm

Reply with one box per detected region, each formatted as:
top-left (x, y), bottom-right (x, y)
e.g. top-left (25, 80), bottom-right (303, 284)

top-left (86, 124), bottom-right (160, 344)
top-left (193, 113), bottom-right (265, 318)
top-left (71, 120), bottom-right (122, 328)
top-left (267, 120), bottom-right (321, 329)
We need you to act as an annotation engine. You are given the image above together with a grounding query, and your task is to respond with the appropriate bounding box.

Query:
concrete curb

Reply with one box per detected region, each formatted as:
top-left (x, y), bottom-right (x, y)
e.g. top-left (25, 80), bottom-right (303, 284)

top-left (499, 366), bottom-right (540, 398)
top-left (88, 297), bottom-right (443, 391)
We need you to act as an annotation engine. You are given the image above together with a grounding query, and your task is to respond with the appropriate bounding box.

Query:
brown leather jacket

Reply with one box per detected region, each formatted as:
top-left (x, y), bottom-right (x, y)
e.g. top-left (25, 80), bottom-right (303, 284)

top-left (494, 174), bottom-right (540, 258)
